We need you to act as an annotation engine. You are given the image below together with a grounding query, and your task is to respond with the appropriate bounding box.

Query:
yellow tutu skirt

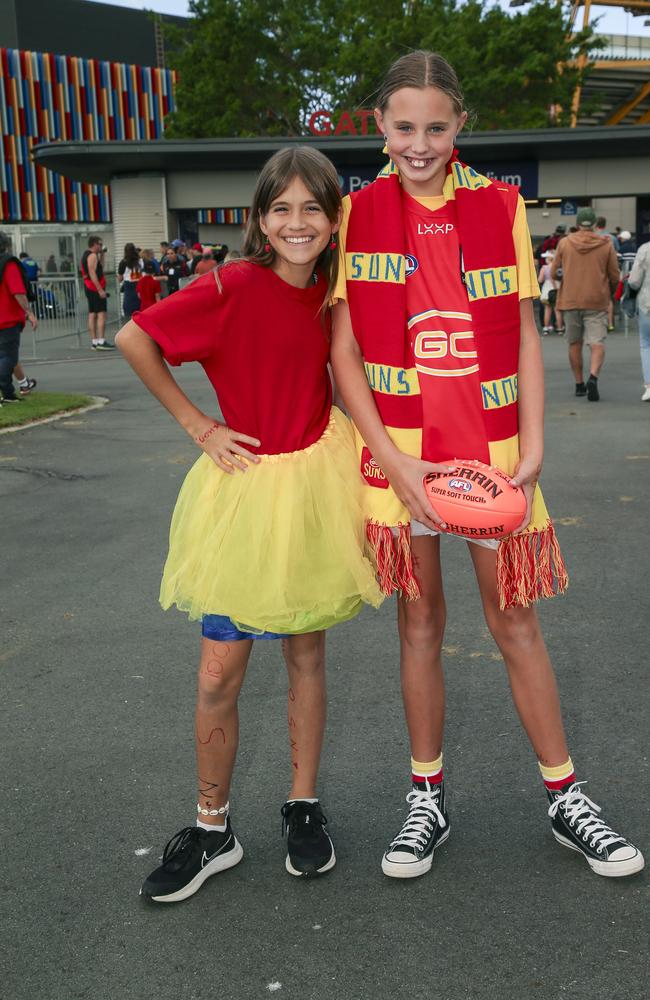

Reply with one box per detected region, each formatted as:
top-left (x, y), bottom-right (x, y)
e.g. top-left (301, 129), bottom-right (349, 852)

top-left (160, 407), bottom-right (384, 633)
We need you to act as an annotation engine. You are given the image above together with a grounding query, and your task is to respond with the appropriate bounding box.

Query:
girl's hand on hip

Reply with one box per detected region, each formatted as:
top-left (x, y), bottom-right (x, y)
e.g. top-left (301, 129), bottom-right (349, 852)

top-left (384, 453), bottom-right (456, 530)
top-left (194, 420), bottom-right (261, 474)
top-left (510, 457), bottom-right (541, 534)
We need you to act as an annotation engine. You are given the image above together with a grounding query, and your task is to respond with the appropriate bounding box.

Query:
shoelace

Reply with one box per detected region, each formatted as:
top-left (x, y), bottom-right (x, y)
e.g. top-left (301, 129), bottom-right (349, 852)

top-left (160, 826), bottom-right (202, 868)
top-left (280, 802), bottom-right (327, 839)
top-left (547, 781), bottom-right (625, 853)
top-left (388, 787), bottom-right (446, 852)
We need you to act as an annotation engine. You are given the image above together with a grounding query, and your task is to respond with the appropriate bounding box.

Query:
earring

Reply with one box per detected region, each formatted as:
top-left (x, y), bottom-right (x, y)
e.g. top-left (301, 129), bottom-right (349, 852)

top-left (329, 235), bottom-right (337, 250)
top-left (264, 241), bottom-right (271, 253)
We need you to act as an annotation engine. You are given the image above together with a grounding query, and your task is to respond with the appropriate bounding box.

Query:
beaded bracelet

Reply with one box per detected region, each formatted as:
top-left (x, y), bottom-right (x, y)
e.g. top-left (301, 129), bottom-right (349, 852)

top-left (197, 801), bottom-right (229, 817)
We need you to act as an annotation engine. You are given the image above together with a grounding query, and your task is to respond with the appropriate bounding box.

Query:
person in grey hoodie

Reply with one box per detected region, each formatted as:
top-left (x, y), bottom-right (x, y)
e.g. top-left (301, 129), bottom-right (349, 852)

top-left (551, 207), bottom-right (620, 401)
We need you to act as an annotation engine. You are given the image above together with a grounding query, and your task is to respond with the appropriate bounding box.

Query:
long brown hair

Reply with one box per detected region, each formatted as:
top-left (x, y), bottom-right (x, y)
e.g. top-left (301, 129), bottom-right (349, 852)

top-left (122, 242), bottom-right (141, 270)
top-left (241, 146), bottom-right (341, 313)
top-left (376, 51), bottom-right (465, 117)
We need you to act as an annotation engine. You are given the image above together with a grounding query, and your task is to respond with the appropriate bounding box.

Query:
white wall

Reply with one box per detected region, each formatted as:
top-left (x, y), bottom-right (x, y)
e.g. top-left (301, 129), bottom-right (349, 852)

top-left (110, 174), bottom-right (168, 268)
top-left (591, 197), bottom-right (636, 233)
top-left (526, 197), bottom-right (637, 243)
top-left (539, 159), bottom-right (650, 199)
top-left (526, 207), bottom-right (573, 243)
top-left (198, 224), bottom-right (245, 250)
top-left (167, 171), bottom-right (259, 209)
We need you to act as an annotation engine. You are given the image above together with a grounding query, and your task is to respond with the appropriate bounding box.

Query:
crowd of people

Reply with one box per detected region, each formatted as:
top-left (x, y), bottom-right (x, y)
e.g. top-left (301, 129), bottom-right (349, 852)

top-left (117, 240), bottom-right (242, 312)
top-left (80, 238), bottom-right (241, 350)
top-left (533, 213), bottom-right (649, 401)
top-left (533, 216), bottom-right (638, 336)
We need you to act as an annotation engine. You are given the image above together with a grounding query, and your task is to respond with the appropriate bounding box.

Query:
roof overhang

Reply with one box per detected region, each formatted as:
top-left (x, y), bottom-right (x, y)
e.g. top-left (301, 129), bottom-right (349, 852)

top-left (33, 126), bottom-right (650, 185)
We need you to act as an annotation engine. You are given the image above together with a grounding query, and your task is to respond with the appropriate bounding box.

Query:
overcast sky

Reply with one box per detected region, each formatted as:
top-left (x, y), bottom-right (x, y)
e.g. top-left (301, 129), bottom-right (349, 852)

top-left (88, 0), bottom-right (650, 39)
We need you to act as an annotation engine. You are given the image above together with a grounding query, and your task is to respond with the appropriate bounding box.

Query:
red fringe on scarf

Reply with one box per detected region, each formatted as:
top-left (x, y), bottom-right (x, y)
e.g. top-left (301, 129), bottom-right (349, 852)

top-left (366, 522), bottom-right (421, 600)
top-left (367, 519), bottom-right (568, 610)
top-left (496, 521), bottom-right (569, 611)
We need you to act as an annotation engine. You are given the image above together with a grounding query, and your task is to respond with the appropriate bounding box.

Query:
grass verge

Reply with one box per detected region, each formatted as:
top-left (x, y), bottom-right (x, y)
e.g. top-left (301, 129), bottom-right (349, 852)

top-left (0, 391), bottom-right (94, 428)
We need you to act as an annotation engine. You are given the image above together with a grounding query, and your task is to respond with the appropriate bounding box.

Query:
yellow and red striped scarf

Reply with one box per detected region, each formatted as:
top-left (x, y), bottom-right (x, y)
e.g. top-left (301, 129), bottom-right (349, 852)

top-left (345, 153), bottom-right (568, 609)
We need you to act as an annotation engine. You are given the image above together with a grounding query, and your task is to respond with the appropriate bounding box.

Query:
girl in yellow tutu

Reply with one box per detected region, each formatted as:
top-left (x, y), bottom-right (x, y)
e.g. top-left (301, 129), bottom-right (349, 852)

top-left (116, 147), bottom-right (383, 902)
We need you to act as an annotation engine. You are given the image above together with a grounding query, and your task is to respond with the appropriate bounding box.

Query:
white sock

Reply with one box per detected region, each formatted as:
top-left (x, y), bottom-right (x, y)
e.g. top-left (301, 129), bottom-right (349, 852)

top-left (18, 377), bottom-right (29, 387)
top-left (286, 797), bottom-right (318, 804)
top-left (197, 817), bottom-right (227, 833)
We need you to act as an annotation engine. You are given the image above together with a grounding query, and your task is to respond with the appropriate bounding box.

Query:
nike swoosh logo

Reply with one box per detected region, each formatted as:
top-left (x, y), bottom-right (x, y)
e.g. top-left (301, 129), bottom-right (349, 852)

top-left (201, 839), bottom-right (230, 868)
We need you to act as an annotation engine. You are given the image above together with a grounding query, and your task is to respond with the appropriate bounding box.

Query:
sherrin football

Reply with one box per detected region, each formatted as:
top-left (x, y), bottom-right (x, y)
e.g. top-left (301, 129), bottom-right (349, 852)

top-left (423, 459), bottom-right (526, 539)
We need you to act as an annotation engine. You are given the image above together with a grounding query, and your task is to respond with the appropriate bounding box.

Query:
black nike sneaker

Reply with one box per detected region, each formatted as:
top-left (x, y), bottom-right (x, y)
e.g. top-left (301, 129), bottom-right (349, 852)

top-left (382, 780), bottom-right (450, 878)
top-left (547, 781), bottom-right (644, 877)
top-left (140, 821), bottom-right (243, 903)
top-left (280, 800), bottom-right (336, 877)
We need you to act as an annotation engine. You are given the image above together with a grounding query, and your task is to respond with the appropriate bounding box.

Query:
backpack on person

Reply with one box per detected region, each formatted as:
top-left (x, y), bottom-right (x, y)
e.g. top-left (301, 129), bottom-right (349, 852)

top-left (0, 252), bottom-right (32, 300)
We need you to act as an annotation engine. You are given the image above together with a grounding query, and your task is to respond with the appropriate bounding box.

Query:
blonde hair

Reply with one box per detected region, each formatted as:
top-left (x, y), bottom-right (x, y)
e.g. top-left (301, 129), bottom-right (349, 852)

top-left (377, 51), bottom-right (465, 117)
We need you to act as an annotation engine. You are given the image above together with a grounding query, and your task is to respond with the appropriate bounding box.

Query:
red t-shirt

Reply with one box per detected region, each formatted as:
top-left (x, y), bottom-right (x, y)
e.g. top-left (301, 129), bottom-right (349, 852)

top-left (404, 194), bottom-right (489, 465)
top-left (0, 260), bottom-right (28, 330)
top-left (133, 262), bottom-right (332, 455)
top-left (136, 274), bottom-right (159, 310)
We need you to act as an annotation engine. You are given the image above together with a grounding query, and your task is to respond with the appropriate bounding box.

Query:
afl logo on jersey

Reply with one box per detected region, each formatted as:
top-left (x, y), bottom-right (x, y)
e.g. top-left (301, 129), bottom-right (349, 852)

top-left (405, 254), bottom-right (419, 277)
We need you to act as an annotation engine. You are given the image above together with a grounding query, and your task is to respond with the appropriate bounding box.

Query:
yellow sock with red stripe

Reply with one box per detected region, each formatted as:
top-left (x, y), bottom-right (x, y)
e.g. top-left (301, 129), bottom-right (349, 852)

top-left (539, 757), bottom-right (575, 791)
top-left (412, 754), bottom-right (443, 789)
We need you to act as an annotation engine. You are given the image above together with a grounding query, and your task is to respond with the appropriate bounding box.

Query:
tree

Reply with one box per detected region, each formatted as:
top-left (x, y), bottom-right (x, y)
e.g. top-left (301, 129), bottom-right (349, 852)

top-left (162, 0), bottom-right (340, 137)
top-left (163, 0), bottom-right (601, 137)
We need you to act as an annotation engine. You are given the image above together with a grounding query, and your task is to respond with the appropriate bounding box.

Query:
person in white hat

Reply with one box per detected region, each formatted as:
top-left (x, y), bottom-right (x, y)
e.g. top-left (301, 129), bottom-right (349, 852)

top-left (538, 250), bottom-right (559, 334)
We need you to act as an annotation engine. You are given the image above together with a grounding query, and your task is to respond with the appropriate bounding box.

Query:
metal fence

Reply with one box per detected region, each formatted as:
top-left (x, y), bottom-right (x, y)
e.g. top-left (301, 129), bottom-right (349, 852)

top-left (24, 274), bottom-right (123, 355)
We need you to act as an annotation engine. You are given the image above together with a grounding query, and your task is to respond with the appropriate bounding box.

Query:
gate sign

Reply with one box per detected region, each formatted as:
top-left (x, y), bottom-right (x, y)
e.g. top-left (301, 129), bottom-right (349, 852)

top-left (561, 200), bottom-right (577, 216)
top-left (309, 109), bottom-right (380, 136)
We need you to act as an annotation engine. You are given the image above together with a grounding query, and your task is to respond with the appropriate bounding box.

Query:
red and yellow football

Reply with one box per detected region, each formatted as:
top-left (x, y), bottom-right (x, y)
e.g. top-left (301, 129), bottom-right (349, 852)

top-left (423, 459), bottom-right (526, 539)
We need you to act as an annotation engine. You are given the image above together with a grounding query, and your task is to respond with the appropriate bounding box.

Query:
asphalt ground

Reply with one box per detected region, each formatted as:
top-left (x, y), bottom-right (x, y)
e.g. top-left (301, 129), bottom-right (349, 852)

top-left (2, 331), bottom-right (648, 1000)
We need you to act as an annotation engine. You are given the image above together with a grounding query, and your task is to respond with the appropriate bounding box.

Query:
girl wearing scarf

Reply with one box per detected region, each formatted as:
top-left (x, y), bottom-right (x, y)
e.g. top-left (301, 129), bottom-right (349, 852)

top-left (331, 51), bottom-right (643, 880)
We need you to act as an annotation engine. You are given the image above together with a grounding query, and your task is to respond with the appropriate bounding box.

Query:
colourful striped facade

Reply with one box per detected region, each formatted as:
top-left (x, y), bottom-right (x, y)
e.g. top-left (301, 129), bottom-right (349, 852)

top-left (198, 207), bottom-right (249, 225)
top-left (0, 47), bottom-right (176, 223)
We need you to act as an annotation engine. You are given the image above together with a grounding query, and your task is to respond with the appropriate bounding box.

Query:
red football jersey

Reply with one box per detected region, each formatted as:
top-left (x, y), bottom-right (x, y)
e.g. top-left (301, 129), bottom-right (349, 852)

top-left (404, 193), bottom-right (490, 465)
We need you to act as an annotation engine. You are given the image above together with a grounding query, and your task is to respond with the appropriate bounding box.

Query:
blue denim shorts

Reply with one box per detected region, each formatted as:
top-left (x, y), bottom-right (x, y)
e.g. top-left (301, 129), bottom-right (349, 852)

top-left (201, 614), bottom-right (284, 642)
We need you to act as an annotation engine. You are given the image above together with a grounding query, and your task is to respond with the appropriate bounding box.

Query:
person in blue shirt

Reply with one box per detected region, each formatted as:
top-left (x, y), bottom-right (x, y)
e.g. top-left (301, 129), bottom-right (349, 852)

top-left (19, 252), bottom-right (39, 284)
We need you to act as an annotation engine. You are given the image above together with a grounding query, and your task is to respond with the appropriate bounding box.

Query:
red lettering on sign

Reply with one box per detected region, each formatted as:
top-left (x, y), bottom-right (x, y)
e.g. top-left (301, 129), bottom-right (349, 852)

top-left (307, 109), bottom-right (378, 137)
top-left (334, 111), bottom-right (357, 136)
top-left (308, 109), bottom-right (332, 136)
top-left (356, 109), bottom-right (377, 136)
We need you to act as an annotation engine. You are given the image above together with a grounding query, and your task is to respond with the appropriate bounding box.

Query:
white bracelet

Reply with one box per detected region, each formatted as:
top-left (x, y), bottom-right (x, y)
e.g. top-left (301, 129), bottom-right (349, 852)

top-left (197, 800), bottom-right (229, 817)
